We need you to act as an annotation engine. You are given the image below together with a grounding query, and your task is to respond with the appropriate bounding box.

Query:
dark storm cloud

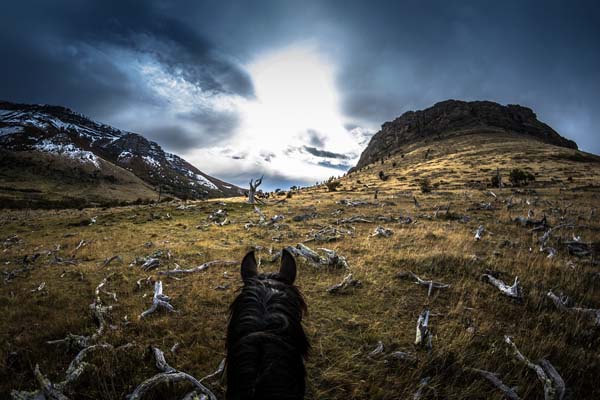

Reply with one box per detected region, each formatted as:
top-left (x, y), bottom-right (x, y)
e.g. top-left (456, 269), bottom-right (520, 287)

top-left (306, 129), bottom-right (327, 147)
top-left (0, 0), bottom-right (254, 147)
top-left (1, 0), bottom-right (599, 157)
top-left (303, 146), bottom-right (350, 160)
top-left (318, 161), bottom-right (352, 171)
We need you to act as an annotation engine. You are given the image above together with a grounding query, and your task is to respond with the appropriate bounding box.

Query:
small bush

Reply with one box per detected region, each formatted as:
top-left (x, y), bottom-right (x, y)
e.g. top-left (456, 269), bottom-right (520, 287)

top-left (378, 171), bottom-right (389, 181)
top-left (326, 181), bottom-right (341, 192)
top-left (420, 177), bottom-right (432, 193)
top-left (509, 168), bottom-right (535, 187)
top-left (490, 170), bottom-right (502, 188)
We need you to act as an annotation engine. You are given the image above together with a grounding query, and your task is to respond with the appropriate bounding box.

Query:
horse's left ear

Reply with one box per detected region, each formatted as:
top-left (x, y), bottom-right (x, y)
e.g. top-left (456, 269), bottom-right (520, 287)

top-left (279, 248), bottom-right (297, 284)
top-left (241, 251), bottom-right (258, 281)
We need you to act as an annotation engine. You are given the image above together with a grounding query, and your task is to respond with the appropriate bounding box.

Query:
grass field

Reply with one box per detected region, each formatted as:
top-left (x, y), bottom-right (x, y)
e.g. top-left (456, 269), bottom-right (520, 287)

top-left (1, 133), bottom-right (599, 399)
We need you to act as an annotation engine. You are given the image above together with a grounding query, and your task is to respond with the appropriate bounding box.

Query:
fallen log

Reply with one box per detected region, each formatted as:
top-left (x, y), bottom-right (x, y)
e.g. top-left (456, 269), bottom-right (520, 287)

top-left (371, 226), bottom-right (393, 237)
top-left (158, 260), bottom-right (236, 276)
top-left (126, 347), bottom-right (217, 400)
top-left (326, 273), bottom-right (361, 294)
top-left (547, 290), bottom-right (600, 326)
top-left (504, 336), bottom-right (565, 400)
top-left (139, 281), bottom-right (175, 318)
top-left (397, 271), bottom-right (450, 296)
top-left (482, 274), bottom-right (522, 300)
top-left (475, 225), bottom-right (485, 241)
top-left (469, 368), bottom-right (521, 400)
top-left (415, 310), bottom-right (432, 349)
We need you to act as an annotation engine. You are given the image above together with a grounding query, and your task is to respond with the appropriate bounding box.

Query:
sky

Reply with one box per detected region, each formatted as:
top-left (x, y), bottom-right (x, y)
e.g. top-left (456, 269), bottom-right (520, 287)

top-left (1, 0), bottom-right (599, 190)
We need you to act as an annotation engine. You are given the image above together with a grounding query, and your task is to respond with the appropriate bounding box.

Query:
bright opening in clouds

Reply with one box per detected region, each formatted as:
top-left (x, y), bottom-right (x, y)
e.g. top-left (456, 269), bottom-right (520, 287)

top-left (184, 44), bottom-right (367, 190)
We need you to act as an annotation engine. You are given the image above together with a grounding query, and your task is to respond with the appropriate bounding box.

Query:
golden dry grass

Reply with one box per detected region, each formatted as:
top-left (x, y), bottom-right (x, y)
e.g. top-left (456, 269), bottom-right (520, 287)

top-left (1, 134), bottom-right (599, 399)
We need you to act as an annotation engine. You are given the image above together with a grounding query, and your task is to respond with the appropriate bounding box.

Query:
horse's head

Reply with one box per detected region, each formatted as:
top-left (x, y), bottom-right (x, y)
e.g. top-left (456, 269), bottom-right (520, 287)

top-left (226, 248), bottom-right (308, 399)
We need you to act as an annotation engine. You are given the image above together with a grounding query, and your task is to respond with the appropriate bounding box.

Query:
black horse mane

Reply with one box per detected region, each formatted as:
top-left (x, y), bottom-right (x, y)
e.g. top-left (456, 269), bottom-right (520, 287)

top-left (226, 268), bottom-right (309, 400)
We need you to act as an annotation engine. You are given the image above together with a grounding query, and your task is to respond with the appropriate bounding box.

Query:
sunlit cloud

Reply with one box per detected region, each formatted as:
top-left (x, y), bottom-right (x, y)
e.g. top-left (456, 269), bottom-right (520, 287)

top-left (184, 43), bottom-right (371, 189)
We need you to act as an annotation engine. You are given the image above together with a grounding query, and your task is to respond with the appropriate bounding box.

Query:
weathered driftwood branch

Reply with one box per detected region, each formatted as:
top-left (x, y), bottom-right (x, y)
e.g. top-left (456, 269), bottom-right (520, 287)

top-left (474, 225), bottom-right (485, 241)
top-left (292, 243), bottom-right (322, 264)
top-left (48, 276), bottom-right (114, 349)
top-left (367, 341), bottom-right (416, 363)
top-left (504, 336), bottom-right (565, 400)
top-left (397, 271), bottom-right (450, 297)
top-left (384, 351), bottom-right (417, 364)
top-left (514, 215), bottom-right (548, 230)
top-left (318, 247), bottom-right (350, 269)
top-left (31, 364), bottom-right (71, 400)
top-left (368, 341), bottom-right (384, 358)
top-left (101, 255), bottom-right (122, 268)
top-left (415, 310), bottom-right (432, 349)
top-left (482, 274), bottom-right (522, 300)
top-left (139, 281), bottom-right (175, 318)
top-left (469, 368), bottom-right (521, 400)
top-left (304, 226), bottom-right (352, 242)
top-left (327, 273), bottom-right (362, 294)
top-left (538, 223), bottom-right (578, 249)
top-left (11, 344), bottom-right (117, 400)
top-left (564, 240), bottom-right (593, 257)
top-left (547, 290), bottom-right (600, 326)
top-left (158, 260), bottom-right (236, 276)
top-left (337, 199), bottom-right (374, 207)
top-left (141, 258), bottom-right (160, 271)
top-left (413, 376), bottom-right (432, 400)
top-left (254, 206), bottom-right (266, 223)
top-left (126, 347), bottom-right (217, 400)
top-left (200, 358), bottom-right (226, 383)
top-left (371, 226), bottom-right (393, 237)
top-left (337, 216), bottom-right (373, 224)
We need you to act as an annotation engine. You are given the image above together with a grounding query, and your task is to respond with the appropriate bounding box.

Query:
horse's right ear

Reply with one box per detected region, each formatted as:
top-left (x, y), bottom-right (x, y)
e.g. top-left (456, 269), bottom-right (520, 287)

top-left (279, 248), bottom-right (297, 284)
top-left (241, 251), bottom-right (258, 281)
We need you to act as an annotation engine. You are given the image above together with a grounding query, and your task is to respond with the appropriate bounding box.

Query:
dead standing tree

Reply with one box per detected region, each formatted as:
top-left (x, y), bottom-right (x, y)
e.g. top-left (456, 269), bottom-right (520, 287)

top-left (247, 176), bottom-right (264, 204)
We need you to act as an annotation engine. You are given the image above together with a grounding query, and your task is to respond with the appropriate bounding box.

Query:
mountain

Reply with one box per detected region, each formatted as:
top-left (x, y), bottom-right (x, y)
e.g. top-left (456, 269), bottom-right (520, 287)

top-left (0, 101), bottom-right (243, 207)
top-left (353, 99), bottom-right (578, 170)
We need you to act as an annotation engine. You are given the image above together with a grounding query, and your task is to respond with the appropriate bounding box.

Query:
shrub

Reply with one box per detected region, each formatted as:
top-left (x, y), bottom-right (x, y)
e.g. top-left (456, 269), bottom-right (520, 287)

top-left (378, 171), bottom-right (389, 181)
top-left (419, 177), bottom-right (432, 193)
top-left (490, 169), bottom-right (502, 188)
top-left (326, 180), bottom-right (341, 192)
top-left (509, 168), bottom-right (535, 187)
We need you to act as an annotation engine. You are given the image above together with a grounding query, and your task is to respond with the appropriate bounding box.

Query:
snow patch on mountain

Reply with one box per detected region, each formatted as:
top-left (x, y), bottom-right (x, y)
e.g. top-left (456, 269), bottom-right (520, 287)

top-left (33, 140), bottom-right (101, 168)
top-left (193, 173), bottom-right (218, 190)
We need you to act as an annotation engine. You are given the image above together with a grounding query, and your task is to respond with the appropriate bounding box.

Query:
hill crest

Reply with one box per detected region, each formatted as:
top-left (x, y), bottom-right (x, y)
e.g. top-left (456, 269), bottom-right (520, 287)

top-left (353, 99), bottom-right (578, 170)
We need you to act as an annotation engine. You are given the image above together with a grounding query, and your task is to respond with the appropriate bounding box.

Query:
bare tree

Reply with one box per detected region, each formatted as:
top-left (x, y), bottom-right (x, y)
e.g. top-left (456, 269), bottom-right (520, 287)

top-left (247, 175), bottom-right (263, 204)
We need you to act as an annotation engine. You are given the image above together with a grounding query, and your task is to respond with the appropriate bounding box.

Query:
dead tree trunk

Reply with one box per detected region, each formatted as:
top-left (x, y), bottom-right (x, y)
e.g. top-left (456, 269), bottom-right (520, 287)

top-left (247, 176), bottom-right (263, 204)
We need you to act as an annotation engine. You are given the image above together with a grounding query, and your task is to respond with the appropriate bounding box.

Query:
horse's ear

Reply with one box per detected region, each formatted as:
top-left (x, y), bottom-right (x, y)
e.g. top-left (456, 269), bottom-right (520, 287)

top-left (241, 251), bottom-right (257, 281)
top-left (279, 248), bottom-right (297, 284)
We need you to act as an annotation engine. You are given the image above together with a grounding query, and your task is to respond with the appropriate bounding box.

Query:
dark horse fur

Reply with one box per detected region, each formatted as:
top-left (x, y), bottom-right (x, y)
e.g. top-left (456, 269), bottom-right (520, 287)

top-left (226, 249), bottom-right (309, 400)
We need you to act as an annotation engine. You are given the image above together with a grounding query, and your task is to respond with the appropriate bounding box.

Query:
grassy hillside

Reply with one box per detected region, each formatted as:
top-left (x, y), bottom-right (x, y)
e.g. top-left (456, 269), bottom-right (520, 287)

top-left (0, 150), bottom-right (160, 208)
top-left (1, 133), bottom-right (599, 399)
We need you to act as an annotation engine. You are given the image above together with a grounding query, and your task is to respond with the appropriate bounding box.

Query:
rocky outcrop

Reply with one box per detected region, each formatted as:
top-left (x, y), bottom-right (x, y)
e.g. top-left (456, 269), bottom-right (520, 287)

top-left (353, 100), bottom-right (578, 170)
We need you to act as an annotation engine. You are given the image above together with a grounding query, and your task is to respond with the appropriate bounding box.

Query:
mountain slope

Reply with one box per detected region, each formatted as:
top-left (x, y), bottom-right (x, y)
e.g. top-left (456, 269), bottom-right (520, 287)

top-left (0, 101), bottom-right (243, 207)
top-left (353, 99), bottom-right (578, 171)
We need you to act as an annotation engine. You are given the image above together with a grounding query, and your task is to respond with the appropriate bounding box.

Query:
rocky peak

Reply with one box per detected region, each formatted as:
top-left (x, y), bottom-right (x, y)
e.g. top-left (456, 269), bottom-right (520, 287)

top-left (354, 99), bottom-right (578, 170)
